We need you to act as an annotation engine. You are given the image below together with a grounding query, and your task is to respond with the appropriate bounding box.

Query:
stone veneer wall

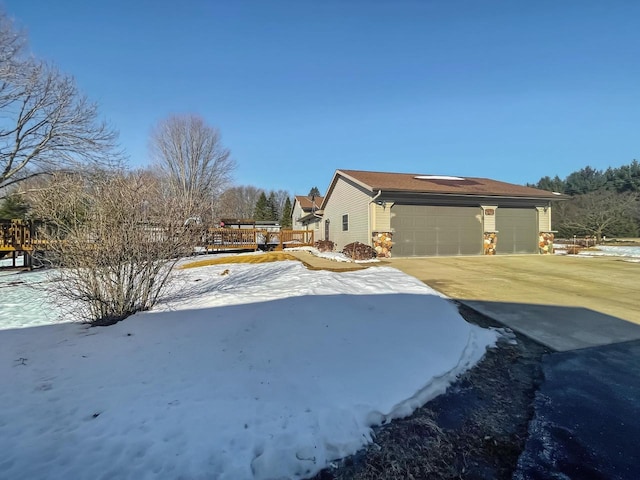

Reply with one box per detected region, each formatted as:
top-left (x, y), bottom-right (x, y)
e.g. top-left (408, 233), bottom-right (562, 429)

top-left (539, 232), bottom-right (554, 254)
top-left (372, 231), bottom-right (393, 258)
top-left (484, 232), bottom-right (497, 255)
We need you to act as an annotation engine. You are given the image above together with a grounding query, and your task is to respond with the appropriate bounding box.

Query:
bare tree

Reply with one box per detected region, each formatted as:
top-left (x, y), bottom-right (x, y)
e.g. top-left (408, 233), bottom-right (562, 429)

top-left (216, 185), bottom-right (263, 219)
top-left (0, 11), bottom-right (120, 197)
top-left (30, 170), bottom-right (197, 326)
top-left (149, 114), bottom-right (235, 221)
top-left (556, 191), bottom-right (639, 242)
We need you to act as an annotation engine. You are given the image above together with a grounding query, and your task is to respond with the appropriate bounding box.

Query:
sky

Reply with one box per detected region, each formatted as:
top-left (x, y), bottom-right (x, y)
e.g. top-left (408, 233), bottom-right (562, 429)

top-left (3, 0), bottom-right (640, 195)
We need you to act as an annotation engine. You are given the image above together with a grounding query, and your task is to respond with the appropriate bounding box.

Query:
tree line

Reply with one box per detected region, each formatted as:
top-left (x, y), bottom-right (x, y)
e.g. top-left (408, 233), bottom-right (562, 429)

top-left (528, 161), bottom-right (640, 240)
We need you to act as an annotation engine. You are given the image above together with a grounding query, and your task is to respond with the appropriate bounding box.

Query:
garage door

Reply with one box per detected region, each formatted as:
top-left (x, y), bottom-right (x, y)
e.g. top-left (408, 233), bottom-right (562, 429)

top-left (391, 205), bottom-right (483, 256)
top-left (496, 208), bottom-right (538, 254)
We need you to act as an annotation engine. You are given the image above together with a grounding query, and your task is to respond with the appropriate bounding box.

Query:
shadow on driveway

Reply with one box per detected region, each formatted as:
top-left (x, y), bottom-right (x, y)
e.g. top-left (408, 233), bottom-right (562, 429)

top-left (460, 300), bottom-right (640, 352)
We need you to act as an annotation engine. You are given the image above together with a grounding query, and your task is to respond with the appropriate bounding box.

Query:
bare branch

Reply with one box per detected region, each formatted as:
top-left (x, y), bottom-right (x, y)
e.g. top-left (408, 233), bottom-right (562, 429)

top-left (149, 114), bottom-right (236, 221)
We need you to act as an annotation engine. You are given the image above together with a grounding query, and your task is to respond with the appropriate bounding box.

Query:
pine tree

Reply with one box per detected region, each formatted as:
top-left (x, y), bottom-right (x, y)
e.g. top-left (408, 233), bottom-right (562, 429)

top-left (254, 192), bottom-right (269, 221)
top-left (0, 193), bottom-right (29, 219)
top-left (280, 197), bottom-right (292, 229)
top-left (267, 191), bottom-right (278, 221)
top-left (308, 186), bottom-right (320, 197)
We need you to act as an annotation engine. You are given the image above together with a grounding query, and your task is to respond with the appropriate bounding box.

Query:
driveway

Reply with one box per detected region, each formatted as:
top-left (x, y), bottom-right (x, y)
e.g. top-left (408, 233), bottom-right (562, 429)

top-left (384, 255), bottom-right (640, 325)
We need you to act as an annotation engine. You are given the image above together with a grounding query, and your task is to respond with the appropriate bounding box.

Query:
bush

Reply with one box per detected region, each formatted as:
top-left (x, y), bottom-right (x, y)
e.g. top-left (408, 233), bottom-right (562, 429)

top-left (31, 170), bottom-right (197, 326)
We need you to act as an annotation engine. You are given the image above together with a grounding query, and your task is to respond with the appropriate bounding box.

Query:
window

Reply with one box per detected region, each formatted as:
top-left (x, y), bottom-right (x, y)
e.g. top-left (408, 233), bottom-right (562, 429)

top-left (342, 214), bottom-right (349, 231)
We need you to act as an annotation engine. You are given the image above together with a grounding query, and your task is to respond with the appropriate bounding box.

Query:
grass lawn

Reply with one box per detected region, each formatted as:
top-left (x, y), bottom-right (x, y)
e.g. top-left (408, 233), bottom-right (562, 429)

top-left (385, 255), bottom-right (640, 325)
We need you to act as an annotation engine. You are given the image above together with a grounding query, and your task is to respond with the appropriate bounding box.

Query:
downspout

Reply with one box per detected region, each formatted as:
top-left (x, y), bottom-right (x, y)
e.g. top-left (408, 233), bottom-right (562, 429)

top-left (368, 190), bottom-right (382, 243)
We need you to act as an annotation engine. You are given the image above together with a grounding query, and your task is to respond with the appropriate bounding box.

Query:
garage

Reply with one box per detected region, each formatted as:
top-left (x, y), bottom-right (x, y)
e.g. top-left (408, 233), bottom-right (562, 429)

top-left (391, 205), bottom-right (483, 256)
top-left (496, 208), bottom-right (538, 254)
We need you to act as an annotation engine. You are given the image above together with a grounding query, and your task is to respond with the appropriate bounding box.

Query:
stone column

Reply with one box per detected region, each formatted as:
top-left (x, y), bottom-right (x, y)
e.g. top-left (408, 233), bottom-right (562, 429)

top-left (484, 232), bottom-right (498, 255)
top-left (372, 231), bottom-right (393, 258)
top-left (539, 232), bottom-right (555, 254)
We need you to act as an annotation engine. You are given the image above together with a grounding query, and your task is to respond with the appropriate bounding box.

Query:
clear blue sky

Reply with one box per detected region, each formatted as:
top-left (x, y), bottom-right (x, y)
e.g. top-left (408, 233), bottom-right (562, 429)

top-left (4, 0), bottom-right (640, 194)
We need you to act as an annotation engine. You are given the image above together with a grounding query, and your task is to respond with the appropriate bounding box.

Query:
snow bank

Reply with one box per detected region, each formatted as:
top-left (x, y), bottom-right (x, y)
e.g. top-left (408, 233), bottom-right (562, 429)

top-left (0, 261), bottom-right (497, 479)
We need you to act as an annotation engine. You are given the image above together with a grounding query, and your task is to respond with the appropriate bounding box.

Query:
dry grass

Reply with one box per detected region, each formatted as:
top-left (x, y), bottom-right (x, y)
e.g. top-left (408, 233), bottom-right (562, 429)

top-left (180, 252), bottom-right (300, 269)
top-left (181, 251), bottom-right (366, 273)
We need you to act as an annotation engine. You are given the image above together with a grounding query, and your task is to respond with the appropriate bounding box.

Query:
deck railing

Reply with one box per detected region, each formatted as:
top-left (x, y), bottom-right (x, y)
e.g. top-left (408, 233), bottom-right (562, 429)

top-left (279, 229), bottom-right (314, 248)
top-left (0, 219), bottom-right (33, 252)
top-left (1, 220), bottom-right (316, 255)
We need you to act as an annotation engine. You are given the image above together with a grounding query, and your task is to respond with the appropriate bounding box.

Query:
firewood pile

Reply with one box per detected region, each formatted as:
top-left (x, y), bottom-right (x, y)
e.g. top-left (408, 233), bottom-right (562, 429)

top-left (314, 240), bottom-right (335, 252)
top-left (372, 231), bottom-right (393, 258)
top-left (343, 242), bottom-right (377, 260)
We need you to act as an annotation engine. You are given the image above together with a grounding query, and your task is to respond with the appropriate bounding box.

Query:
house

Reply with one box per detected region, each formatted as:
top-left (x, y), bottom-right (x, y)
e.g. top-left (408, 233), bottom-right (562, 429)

top-left (310, 169), bottom-right (565, 257)
top-left (291, 195), bottom-right (324, 233)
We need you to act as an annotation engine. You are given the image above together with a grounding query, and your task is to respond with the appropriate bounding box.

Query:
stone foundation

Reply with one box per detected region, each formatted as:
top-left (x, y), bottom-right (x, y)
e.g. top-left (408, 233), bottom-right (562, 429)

top-left (484, 232), bottom-right (497, 255)
top-left (372, 231), bottom-right (393, 258)
top-left (539, 232), bottom-right (554, 254)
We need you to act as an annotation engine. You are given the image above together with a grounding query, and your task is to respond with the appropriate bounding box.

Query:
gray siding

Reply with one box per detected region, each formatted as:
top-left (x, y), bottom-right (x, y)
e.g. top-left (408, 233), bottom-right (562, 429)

top-left (322, 176), bottom-right (371, 250)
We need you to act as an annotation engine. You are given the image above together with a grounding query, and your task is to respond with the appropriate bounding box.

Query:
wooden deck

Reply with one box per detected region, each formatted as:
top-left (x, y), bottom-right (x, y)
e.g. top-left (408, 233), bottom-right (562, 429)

top-left (0, 219), bottom-right (37, 268)
top-left (205, 228), bottom-right (314, 252)
top-left (1, 220), bottom-right (315, 264)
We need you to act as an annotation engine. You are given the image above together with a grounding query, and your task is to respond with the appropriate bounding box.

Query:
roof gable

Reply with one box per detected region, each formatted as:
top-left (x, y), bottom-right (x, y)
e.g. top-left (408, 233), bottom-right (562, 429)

top-left (294, 195), bottom-right (324, 212)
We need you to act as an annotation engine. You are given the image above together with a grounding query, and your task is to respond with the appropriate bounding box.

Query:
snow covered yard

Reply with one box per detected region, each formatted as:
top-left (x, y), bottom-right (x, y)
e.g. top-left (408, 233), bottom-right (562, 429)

top-left (0, 260), bottom-right (498, 479)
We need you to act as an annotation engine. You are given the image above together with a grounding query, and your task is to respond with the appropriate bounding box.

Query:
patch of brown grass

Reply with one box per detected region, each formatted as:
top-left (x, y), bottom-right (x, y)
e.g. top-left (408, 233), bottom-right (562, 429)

top-left (180, 252), bottom-right (300, 269)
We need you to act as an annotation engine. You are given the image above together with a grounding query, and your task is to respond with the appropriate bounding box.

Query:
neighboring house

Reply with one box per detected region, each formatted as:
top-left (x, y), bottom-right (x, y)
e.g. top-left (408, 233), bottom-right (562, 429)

top-left (314, 169), bottom-right (565, 257)
top-left (291, 195), bottom-right (324, 233)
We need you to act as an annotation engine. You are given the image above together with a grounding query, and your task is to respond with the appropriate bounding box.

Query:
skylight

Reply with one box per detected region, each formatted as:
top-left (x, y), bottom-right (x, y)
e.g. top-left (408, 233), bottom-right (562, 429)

top-left (414, 175), bottom-right (466, 181)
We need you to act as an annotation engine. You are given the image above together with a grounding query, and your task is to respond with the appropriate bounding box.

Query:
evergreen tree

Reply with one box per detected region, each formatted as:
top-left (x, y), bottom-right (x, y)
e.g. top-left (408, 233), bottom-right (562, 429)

top-left (280, 197), bottom-right (292, 229)
top-left (0, 193), bottom-right (29, 219)
top-left (253, 192), bottom-right (270, 221)
top-left (308, 186), bottom-right (320, 198)
top-left (267, 191), bottom-right (278, 221)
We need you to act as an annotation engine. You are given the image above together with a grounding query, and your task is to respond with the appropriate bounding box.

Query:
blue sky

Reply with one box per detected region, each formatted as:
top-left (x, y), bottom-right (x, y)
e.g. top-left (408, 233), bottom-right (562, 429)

top-left (4, 0), bottom-right (640, 194)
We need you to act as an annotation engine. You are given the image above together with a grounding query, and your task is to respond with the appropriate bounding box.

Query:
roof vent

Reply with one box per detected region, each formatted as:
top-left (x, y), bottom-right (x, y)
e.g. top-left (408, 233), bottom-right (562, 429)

top-left (414, 175), bottom-right (465, 181)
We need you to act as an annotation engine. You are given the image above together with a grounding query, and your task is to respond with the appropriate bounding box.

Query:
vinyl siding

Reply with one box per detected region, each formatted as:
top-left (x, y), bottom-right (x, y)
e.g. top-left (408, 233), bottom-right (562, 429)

top-left (371, 203), bottom-right (392, 232)
top-left (292, 202), bottom-right (306, 230)
top-left (537, 206), bottom-right (551, 231)
top-left (323, 176), bottom-right (371, 250)
top-left (482, 206), bottom-right (498, 232)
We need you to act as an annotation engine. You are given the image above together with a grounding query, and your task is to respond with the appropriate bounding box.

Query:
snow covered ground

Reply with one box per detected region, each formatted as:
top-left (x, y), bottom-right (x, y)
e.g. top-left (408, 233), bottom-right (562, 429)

top-left (578, 245), bottom-right (640, 260)
top-left (0, 259), bottom-right (498, 480)
top-left (554, 244), bottom-right (640, 261)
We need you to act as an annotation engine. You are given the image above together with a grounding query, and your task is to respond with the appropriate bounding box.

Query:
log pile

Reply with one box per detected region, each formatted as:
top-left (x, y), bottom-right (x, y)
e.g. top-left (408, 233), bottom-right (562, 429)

top-left (539, 232), bottom-right (554, 254)
top-left (484, 232), bottom-right (497, 255)
top-left (372, 231), bottom-right (393, 258)
top-left (314, 240), bottom-right (335, 252)
top-left (343, 241), bottom-right (378, 261)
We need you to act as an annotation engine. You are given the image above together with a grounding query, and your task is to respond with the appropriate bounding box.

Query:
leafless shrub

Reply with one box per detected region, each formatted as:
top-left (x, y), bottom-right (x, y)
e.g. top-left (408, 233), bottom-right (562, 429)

top-left (31, 170), bottom-right (197, 326)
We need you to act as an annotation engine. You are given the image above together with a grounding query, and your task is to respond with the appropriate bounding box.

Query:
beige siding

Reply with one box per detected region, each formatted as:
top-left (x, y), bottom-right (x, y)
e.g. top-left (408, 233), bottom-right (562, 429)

top-left (481, 205), bottom-right (498, 232)
top-left (323, 176), bottom-right (371, 250)
top-left (537, 206), bottom-right (551, 231)
top-left (292, 202), bottom-right (306, 230)
top-left (371, 203), bottom-right (392, 232)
